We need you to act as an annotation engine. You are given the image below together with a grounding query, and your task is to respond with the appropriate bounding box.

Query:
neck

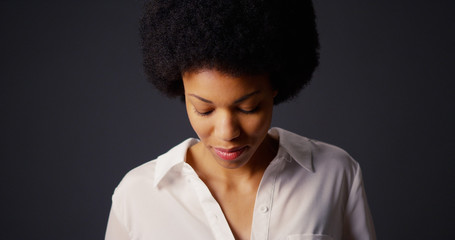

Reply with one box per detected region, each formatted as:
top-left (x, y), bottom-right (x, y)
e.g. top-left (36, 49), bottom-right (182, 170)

top-left (186, 135), bottom-right (279, 187)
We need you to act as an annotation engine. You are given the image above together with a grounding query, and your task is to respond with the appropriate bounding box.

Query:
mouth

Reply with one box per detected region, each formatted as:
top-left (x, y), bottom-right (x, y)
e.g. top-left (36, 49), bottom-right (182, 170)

top-left (213, 146), bottom-right (247, 161)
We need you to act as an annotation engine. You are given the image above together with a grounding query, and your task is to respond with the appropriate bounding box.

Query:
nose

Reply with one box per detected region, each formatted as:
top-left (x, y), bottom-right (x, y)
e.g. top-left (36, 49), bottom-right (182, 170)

top-left (214, 110), bottom-right (240, 141)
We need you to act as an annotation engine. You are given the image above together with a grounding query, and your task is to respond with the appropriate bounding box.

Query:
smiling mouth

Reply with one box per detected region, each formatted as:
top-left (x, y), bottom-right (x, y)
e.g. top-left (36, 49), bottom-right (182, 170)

top-left (213, 146), bottom-right (247, 161)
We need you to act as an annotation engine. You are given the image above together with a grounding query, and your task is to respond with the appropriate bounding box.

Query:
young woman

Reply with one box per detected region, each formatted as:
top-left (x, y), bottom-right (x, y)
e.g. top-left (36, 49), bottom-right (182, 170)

top-left (105, 0), bottom-right (376, 239)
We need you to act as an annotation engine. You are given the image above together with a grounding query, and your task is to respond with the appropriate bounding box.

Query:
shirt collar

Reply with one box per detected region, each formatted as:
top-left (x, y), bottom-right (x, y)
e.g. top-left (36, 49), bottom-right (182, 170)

top-left (269, 127), bottom-right (314, 172)
top-left (153, 128), bottom-right (314, 187)
top-left (153, 138), bottom-right (199, 187)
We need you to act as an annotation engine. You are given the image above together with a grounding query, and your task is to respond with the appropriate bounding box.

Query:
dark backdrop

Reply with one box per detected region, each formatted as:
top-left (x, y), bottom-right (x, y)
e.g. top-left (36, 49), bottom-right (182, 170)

top-left (1, 1), bottom-right (454, 239)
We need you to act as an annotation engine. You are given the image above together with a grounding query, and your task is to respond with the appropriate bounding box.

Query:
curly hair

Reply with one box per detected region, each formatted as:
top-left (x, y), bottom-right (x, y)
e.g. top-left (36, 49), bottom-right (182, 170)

top-left (140, 0), bottom-right (319, 104)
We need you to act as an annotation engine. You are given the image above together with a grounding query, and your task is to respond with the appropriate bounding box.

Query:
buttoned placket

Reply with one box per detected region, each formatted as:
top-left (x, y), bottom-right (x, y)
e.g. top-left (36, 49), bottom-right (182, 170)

top-left (182, 163), bottom-right (235, 240)
top-left (250, 156), bottom-right (287, 240)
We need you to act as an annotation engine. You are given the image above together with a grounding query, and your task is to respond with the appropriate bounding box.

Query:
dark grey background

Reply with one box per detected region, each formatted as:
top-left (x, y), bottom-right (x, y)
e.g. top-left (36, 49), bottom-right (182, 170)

top-left (1, 1), bottom-right (454, 239)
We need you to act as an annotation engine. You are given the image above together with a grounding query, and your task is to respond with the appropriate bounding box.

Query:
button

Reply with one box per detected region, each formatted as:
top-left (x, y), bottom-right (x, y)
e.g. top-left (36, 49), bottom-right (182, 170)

top-left (259, 206), bottom-right (269, 213)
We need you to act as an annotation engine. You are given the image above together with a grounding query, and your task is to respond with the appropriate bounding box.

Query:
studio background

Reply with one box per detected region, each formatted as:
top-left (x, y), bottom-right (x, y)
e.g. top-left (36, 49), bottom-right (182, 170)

top-left (1, 1), bottom-right (454, 239)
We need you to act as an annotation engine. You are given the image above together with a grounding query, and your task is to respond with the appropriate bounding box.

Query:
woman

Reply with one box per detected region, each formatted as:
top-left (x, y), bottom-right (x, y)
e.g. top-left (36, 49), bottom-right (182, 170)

top-left (105, 0), bottom-right (376, 239)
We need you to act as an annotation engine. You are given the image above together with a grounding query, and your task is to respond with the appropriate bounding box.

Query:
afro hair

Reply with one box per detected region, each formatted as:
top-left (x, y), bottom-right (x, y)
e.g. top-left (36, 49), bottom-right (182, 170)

top-left (140, 0), bottom-right (319, 104)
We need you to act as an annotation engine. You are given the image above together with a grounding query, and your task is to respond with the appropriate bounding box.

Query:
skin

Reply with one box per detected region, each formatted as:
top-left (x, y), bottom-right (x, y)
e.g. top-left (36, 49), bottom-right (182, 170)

top-left (182, 68), bottom-right (279, 240)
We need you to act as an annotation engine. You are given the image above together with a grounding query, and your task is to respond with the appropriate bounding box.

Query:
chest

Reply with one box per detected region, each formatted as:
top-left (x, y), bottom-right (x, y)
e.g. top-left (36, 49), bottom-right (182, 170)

top-left (210, 186), bottom-right (258, 240)
top-left (123, 164), bottom-right (348, 240)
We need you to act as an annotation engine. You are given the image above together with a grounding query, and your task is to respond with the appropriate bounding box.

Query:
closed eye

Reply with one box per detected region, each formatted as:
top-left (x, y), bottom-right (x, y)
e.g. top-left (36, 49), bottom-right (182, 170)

top-left (194, 108), bottom-right (213, 116)
top-left (238, 106), bottom-right (259, 114)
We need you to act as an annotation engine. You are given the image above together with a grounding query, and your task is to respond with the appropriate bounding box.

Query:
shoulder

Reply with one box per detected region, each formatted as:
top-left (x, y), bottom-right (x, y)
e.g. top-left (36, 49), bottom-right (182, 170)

top-left (272, 127), bottom-right (359, 174)
top-left (111, 157), bottom-right (163, 209)
top-left (308, 139), bottom-right (359, 179)
top-left (113, 160), bottom-right (157, 197)
top-left (275, 128), bottom-right (363, 196)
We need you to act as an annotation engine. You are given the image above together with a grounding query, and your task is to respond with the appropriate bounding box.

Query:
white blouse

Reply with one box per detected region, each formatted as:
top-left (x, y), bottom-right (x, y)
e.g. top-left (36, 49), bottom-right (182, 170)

top-left (105, 128), bottom-right (376, 240)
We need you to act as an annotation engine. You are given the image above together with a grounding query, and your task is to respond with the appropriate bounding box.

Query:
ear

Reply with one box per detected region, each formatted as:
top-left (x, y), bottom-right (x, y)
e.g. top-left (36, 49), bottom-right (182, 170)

top-left (272, 90), bottom-right (278, 98)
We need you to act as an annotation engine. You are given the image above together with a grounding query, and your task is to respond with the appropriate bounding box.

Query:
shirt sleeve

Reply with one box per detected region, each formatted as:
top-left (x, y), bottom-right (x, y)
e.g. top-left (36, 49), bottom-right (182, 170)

top-left (342, 163), bottom-right (376, 240)
top-left (105, 206), bottom-right (130, 240)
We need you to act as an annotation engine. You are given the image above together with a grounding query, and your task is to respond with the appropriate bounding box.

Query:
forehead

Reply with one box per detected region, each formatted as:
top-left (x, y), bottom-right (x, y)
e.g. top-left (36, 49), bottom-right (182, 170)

top-left (182, 69), bottom-right (271, 94)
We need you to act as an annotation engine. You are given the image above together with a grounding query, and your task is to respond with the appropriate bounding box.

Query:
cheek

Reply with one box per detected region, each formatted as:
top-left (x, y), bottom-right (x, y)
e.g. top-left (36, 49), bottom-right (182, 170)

top-left (241, 111), bottom-right (273, 137)
top-left (186, 107), bottom-right (210, 139)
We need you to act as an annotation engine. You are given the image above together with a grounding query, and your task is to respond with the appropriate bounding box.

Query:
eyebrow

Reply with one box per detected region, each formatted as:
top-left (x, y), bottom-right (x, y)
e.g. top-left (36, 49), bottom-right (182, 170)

top-left (189, 90), bottom-right (260, 104)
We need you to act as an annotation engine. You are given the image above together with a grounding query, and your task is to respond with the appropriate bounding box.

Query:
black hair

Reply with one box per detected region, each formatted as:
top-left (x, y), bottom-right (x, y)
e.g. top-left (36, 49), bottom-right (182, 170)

top-left (140, 0), bottom-right (319, 104)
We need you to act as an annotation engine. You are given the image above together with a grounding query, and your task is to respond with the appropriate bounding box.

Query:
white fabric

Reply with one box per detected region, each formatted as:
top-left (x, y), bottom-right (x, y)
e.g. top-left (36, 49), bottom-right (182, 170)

top-left (105, 128), bottom-right (376, 240)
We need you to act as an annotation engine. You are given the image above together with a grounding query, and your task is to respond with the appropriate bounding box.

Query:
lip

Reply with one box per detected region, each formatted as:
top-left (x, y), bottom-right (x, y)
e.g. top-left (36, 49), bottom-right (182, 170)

top-left (213, 146), bottom-right (247, 161)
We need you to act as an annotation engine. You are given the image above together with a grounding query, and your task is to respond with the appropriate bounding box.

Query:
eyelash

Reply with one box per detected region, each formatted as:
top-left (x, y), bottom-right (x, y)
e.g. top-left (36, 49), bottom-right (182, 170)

top-left (194, 109), bottom-right (213, 117)
top-left (239, 106), bottom-right (259, 114)
top-left (194, 106), bottom-right (259, 116)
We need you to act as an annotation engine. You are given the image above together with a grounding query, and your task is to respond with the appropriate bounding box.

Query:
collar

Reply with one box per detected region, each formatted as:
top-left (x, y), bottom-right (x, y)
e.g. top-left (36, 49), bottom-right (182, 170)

top-left (269, 127), bottom-right (314, 172)
top-left (153, 138), bottom-right (199, 187)
top-left (153, 128), bottom-right (314, 187)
